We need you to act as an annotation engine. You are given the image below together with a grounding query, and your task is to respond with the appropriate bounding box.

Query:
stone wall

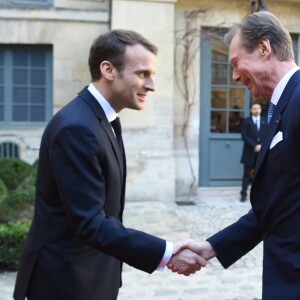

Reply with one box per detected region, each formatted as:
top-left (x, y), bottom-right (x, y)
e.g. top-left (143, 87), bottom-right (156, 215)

top-left (1, 0), bottom-right (300, 200)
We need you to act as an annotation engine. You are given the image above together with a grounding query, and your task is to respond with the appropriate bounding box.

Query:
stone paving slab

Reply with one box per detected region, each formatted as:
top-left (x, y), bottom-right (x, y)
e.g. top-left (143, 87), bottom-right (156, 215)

top-left (118, 197), bottom-right (262, 300)
top-left (0, 271), bottom-right (16, 299)
top-left (0, 196), bottom-right (262, 300)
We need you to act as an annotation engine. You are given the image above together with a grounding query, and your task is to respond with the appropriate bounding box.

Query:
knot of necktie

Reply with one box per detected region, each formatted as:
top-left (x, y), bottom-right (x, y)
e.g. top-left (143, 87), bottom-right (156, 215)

top-left (111, 117), bottom-right (122, 137)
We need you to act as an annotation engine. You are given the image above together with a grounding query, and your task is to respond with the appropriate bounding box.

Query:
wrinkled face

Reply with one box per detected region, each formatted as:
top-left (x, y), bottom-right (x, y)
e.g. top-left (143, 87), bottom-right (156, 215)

top-left (230, 32), bottom-right (270, 99)
top-left (111, 44), bottom-right (156, 112)
top-left (250, 103), bottom-right (262, 117)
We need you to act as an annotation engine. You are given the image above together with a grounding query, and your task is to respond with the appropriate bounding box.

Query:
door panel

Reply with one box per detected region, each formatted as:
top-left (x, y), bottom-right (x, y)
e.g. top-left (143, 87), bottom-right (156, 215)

top-left (209, 138), bottom-right (243, 182)
top-left (199, 29), bottom-right (249, 187)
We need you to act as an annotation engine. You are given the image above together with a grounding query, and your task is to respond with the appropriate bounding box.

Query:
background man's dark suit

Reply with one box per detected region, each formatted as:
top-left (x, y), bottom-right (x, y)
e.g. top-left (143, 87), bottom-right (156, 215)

top-left (240, 112), bottom-right (267, 201)
top-left (207, 70), bottom-right (300, 299)
top-left (13, 87), bottom-right (166, 300)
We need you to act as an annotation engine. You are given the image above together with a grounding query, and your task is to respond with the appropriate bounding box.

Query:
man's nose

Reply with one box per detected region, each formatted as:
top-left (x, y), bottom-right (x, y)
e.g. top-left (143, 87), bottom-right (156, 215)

top-left (232, 69), bottom-right (240, 82)
top-left (145, 77), bottom-right (156, 92)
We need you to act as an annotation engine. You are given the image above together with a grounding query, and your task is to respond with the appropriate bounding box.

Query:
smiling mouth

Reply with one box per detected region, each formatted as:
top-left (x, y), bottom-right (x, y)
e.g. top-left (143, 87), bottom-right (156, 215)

top-left (137, 94), bottom-right (147, 101)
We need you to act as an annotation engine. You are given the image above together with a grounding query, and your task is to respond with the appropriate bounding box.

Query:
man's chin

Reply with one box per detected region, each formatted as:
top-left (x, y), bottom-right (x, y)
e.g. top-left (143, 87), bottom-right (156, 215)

top-left (136, 103), bottom-right (145, 110)
top-left (128, 105), bottom-right (144, 111)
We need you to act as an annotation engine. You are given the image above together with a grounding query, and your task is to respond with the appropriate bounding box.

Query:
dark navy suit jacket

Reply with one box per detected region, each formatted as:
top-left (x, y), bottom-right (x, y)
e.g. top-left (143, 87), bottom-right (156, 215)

top-left (240, 115), bottom-right (267, 167)
top-left (207, 70), bottom-right (300, 300)
top-left (14, 87), bottom-right (166, 300)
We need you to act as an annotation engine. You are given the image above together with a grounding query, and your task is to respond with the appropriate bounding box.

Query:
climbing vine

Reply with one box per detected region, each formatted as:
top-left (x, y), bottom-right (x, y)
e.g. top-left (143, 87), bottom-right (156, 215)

top-left (174, 9), bottom-right (206, 201)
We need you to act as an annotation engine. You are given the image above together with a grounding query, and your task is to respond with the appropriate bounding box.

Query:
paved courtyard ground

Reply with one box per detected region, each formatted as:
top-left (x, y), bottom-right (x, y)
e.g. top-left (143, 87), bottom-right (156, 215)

top-left (1, 191), bottom-right (262, 300)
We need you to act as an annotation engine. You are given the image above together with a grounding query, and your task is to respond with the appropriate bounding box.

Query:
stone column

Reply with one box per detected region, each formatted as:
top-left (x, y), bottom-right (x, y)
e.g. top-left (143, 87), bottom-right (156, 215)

top-left (111, 0), bottom-right (177, 202)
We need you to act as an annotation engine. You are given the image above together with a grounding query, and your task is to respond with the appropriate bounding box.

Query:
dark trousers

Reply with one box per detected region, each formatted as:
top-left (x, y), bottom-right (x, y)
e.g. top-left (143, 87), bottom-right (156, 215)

top-left (241, 165), bottom-right (252, 197)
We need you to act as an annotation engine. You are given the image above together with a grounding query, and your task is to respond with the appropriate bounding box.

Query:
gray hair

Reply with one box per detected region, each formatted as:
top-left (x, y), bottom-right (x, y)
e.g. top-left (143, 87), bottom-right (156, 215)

top-left (224, 11), bottom-right (294, 61)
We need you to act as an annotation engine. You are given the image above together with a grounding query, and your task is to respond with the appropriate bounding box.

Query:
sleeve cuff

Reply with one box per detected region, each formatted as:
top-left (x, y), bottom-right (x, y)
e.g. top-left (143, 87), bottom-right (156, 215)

top-left (156, 241), bottom-right (173, 272)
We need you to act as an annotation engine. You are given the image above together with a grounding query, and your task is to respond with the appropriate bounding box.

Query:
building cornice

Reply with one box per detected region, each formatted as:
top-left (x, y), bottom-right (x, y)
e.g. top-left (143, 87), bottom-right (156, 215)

top-left (0, 8), bottom-right (109, 22)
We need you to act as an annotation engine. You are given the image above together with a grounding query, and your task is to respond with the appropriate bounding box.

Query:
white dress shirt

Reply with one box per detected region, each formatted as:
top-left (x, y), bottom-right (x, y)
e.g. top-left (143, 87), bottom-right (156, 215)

top-left (252, 116), bottom-right (260, 130)
top-left (270, 66), bottom-right (300, 106)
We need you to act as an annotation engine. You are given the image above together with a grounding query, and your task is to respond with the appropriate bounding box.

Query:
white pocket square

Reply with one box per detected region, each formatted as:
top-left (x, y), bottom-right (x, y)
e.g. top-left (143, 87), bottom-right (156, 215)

top-left (269, 131), bottom-right (283, 149)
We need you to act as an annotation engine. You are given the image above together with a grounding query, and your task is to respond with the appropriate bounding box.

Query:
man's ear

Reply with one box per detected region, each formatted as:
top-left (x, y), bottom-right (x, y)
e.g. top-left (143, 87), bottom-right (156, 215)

top-left (260, 39), bottom-right (271, 57)
top-left (100, 61), bottom-right (115, 81)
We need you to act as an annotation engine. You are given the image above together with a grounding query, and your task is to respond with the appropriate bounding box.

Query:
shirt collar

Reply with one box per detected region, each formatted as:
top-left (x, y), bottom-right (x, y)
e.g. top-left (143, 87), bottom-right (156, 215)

top-left (252, 115), bottom-right (260, 122)
top-left (88, 83), bottom-right (117, 122)
top-left (270, 66), bottom-right (300, 106)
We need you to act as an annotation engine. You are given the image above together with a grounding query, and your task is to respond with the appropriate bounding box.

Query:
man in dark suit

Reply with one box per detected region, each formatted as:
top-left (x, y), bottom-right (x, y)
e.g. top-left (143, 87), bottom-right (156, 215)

top-left (169, 11), bottom-right (300, 299)
top-left (240, 103), bottom-right (267, 202)
top-left (13, 30), bottom-right (205, 300)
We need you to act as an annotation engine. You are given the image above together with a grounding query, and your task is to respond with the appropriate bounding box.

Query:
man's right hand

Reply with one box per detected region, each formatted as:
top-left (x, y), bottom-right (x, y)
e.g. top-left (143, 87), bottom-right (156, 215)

top-left (167, 240), bottom-right (216, 275)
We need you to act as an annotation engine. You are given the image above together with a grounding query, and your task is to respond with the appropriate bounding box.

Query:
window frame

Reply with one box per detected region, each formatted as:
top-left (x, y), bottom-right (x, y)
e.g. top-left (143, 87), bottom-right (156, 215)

top-left (207, 28), bottom-right (249, 135)
top-left (0, 141), bottom-right (19, 158)
top-left (0, 44), bottom-right (53, 127)
top-left (0, 0), bottom-right (52, 7)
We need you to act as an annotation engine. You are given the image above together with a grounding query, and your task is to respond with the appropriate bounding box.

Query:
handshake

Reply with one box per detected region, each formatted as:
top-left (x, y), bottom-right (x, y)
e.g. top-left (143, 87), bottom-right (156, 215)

top-left (167, 239), bottom-right (216, 276)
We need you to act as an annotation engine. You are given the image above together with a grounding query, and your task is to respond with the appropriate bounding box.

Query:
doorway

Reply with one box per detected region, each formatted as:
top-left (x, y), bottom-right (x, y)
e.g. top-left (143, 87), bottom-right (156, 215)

top-left (199, 29), bottom-right (250, 187)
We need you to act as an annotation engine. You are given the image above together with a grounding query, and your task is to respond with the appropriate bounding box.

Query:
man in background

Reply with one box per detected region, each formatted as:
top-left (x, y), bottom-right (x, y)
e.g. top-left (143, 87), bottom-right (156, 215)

top-left (240, 103), bottom-right (267, 202)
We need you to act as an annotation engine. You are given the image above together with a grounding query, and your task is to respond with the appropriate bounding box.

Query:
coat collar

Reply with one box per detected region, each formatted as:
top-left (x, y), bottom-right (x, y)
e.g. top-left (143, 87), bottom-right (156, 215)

top-left (77, 86), bottom-right (125, 177)
top-left (254, 70), bottom-right (300, 177)
top-left (78, 86), bottom-right (107, 120)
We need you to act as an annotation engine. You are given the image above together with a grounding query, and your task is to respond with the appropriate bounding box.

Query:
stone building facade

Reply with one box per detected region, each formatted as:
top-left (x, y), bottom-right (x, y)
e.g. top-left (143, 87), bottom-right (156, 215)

top-left (1, 0), bottom-right (300, 201)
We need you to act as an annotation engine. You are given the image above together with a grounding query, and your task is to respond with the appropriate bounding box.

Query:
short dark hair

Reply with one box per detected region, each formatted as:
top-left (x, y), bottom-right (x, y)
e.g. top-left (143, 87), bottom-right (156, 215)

top-left (224, 11), bottom-right (294, 61)
top-left (88, 29), bottom-right (158, 81)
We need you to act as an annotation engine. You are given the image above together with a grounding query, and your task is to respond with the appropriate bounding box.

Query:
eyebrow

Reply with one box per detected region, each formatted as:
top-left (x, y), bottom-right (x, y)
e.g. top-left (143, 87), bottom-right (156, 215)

top-left (137, 69), bottom-right (155, 76)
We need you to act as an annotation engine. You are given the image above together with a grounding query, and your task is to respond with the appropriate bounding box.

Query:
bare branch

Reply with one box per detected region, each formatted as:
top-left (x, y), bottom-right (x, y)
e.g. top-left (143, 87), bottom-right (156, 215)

top-left (174, 8), bottom-right (207, 200)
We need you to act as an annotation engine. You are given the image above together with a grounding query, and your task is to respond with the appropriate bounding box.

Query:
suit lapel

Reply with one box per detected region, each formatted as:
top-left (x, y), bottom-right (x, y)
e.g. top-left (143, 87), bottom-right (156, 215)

top-left (77, 87), bottom-right (125, 177)
top-left (254, 70), bottom-right (300, 177)
top-left (250, 118), bottom-right (256, 131)
top-left (259, 118), bottom-right (266, 132)
top-left (254, 110), bottom-right (281, 176)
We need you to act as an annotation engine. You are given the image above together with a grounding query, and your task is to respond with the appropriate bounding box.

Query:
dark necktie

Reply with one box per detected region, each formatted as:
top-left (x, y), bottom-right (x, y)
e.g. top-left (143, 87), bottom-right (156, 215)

top-left (111, 117), bottom-right (124, 154)
top-left (111, 117), bottom-right (125, 181)
top-left (255, 119), bottom-right (259, 131)
top-left (267, 103), bottom-right (276, 124)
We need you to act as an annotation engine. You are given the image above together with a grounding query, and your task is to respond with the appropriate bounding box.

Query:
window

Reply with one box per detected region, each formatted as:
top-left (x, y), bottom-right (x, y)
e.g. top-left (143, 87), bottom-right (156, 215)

top-left (0, 142), bottom-right (19, 158)
top-left (207, 29), bottom-right (248, 134)
top-left (0, 0), bottom-right (52, 7)
top-left (0, 45), bottom-right (52, 126)
top-left (208, 31), bottom-right (299, 134)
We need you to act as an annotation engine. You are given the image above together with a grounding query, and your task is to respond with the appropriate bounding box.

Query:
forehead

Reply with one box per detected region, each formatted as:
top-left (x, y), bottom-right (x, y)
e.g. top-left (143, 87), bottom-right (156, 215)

top-left (251, 104), bottom-right (261, 109)
top-left (229, 32), bottom-right (243, 62)
top-left (123, 44), bottom-right (156, 68)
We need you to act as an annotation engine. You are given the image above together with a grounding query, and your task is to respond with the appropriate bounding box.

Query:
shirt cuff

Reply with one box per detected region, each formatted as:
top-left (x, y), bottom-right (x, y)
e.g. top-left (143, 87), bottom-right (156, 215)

top-left (156, 241), bottom-right (173, 272)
